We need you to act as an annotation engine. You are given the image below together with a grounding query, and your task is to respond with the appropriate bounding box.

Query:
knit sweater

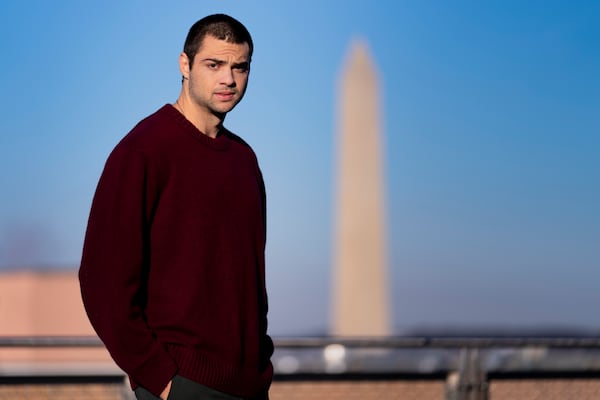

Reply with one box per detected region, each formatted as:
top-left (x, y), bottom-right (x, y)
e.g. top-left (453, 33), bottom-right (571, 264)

top-left (79, 104), bottom-right (273, 397)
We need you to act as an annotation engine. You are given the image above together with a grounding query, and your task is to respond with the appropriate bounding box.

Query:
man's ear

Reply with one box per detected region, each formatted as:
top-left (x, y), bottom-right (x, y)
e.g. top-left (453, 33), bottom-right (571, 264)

top-left (179, 52), bottom-right (190, 80)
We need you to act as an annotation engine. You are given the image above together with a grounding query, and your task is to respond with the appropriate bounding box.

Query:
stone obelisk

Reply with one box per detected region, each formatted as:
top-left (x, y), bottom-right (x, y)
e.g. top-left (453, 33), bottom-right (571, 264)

top-left (331, 39), bottom-right (391, 336)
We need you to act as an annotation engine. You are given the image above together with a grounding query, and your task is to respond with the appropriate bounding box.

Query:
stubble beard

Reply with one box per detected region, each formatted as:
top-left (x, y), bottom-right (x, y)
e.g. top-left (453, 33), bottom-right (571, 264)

top-left (190, 89), bottom-right (242, 121)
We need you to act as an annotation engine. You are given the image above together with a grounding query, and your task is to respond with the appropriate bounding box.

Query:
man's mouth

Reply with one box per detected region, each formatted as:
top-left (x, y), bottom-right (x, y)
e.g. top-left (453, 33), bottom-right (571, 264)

top-left (215, 91), bottom-right (236, 101)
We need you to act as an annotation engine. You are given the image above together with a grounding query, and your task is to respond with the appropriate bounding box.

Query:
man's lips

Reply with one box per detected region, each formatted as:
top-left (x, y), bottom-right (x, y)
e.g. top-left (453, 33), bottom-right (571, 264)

top-left (215, 91), bottom-right (236, 100)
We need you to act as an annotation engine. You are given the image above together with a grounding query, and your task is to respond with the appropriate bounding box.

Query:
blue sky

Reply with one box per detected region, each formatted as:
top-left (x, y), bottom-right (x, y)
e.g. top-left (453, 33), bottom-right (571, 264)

top-left (0, 1), bottom-right (598, 336)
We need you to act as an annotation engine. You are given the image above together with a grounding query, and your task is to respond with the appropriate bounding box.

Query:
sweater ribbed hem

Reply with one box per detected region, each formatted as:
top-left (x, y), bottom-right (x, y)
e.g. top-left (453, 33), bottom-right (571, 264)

top-left (167, 344), bottom-right (273, 398)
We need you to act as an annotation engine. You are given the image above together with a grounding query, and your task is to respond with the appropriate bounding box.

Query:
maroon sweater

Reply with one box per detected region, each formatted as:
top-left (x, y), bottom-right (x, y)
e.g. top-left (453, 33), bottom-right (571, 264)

top-left (79, 105), bottom-right (273, 397)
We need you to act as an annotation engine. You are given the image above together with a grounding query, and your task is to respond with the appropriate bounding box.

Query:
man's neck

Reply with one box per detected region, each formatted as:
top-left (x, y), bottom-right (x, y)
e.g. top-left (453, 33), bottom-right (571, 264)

top-left (173, 96), bottom-right (224, 138)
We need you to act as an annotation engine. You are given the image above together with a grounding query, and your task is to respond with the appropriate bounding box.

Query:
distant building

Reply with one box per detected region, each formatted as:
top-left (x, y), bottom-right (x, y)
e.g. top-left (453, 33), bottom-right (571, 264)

top-left (0, 270), bottom-right (117, 375)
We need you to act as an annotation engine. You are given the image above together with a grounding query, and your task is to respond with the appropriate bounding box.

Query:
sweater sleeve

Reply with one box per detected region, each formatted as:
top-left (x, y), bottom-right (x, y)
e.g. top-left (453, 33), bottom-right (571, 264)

top-left (79, 143), bottom-right (177, 395)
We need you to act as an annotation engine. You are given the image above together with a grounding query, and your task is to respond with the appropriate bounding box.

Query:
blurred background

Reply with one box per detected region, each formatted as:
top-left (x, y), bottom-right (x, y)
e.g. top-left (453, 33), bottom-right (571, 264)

top-left (1, 0), bottom-right (599, 338)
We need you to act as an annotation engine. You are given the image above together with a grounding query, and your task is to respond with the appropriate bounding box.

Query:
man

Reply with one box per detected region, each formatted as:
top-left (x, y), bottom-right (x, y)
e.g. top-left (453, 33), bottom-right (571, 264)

top-left (79, 14), bottom-right (273, 400)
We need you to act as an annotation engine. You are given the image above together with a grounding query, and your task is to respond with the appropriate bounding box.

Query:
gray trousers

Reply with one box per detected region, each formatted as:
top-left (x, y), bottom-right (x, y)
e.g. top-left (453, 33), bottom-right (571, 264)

top-left (134, 375), bottom-right (268, 400)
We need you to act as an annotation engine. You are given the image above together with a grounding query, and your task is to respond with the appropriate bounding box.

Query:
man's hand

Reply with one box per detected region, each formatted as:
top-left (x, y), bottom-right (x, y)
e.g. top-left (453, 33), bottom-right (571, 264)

top-left (160, 380), bottom-right (172, 400)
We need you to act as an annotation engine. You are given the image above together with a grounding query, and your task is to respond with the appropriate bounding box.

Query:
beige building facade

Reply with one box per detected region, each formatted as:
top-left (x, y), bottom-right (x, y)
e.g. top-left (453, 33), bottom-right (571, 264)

top-left (0, 270), bottom-right (116, 375)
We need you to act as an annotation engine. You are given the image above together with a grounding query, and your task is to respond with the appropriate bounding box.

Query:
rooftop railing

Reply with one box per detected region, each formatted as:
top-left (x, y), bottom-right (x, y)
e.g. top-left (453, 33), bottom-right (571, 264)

top-left (3, 335), bottom-right (600, 400)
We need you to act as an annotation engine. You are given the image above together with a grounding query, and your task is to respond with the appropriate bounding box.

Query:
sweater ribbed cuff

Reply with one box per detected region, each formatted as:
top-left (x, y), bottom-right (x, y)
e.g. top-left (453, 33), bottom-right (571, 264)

top-left (166, 344), bottom-right (273, 397)
top-left (131, 348), bottom-right (178, 396)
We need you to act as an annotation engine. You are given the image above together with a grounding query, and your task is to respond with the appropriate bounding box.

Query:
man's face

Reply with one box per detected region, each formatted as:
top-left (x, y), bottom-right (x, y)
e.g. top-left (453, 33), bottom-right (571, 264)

top-left (183, 35), bottom-right (251, 117)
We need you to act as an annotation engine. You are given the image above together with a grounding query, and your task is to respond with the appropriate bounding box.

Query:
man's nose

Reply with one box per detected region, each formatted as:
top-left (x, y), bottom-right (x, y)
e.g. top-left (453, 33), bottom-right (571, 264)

top-left (220, 68), bottom-right (235, 86)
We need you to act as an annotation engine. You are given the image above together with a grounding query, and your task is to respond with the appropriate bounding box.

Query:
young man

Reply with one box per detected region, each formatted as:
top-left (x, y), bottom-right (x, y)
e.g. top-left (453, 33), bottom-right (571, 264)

top-left (79, 14), bottom-right (273, 400)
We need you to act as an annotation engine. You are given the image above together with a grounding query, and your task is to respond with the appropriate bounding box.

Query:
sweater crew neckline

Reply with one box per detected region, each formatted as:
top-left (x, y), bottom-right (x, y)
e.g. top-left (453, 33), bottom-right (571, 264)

top-left (163, 104), bottom-right (231, 151)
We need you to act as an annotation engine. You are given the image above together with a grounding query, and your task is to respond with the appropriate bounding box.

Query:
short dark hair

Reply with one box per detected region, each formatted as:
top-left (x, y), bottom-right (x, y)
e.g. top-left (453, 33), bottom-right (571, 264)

top-left (183, 14), bottom-right (253, 67)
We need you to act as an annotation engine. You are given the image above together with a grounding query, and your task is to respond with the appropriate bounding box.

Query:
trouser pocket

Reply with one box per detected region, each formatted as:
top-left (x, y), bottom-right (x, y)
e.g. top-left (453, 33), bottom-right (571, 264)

top-left (169, 375), bottom-right (244, 399)
top-left (136, 375), bottom-right (266, 400)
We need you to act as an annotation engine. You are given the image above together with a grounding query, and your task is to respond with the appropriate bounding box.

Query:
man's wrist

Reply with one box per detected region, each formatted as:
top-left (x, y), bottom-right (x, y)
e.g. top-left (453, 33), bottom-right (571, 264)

top-left (160, 380), bottom-right (172, 400)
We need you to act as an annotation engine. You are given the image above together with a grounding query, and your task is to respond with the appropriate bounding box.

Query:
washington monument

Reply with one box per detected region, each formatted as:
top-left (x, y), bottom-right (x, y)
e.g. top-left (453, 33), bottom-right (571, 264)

top-left (331, 39), bottom-right (391, 336)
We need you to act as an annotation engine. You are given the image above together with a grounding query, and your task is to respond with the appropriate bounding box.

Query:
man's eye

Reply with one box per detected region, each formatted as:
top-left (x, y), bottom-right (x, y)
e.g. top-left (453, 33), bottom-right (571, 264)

top-left (208, 63), bottom-right (219, 70)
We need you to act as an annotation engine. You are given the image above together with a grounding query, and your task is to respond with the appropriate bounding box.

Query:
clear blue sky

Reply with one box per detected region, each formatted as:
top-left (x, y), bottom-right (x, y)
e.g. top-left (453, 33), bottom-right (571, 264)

top-left (1, 1), bottom-right (598, 336)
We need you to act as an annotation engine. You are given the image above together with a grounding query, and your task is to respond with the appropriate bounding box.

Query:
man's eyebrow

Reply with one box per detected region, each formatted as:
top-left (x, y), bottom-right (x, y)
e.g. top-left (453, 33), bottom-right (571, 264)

top-left (232, 61), bottom-right (250, 68)
top-left (200, 58), bottom-right (226, 65)
top-left (199, 58), bottom-right (250, 67)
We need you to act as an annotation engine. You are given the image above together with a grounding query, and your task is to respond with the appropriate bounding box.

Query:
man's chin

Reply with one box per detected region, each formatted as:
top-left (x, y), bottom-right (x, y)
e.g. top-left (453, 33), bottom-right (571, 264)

top-left (212, 103), bottom-right (238, 115)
